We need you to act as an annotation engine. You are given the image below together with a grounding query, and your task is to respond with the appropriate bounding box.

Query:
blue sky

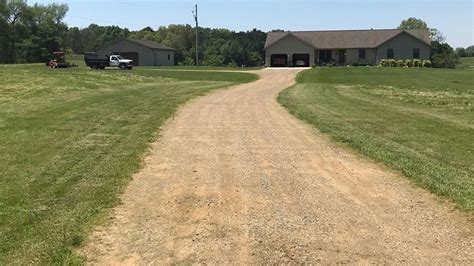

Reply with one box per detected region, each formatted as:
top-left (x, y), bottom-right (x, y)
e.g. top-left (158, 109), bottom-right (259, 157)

top-left (33, 0), bottom-right (473, 48)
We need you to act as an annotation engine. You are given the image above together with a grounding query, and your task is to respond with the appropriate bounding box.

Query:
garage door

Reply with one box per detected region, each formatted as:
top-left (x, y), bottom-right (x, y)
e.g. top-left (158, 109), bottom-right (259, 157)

top-left (119, 52), bottom-right (139, 66)
top-left (271, 54), bottom-right (288, 67)
top-left (292, 54), bottom-right (310, 67)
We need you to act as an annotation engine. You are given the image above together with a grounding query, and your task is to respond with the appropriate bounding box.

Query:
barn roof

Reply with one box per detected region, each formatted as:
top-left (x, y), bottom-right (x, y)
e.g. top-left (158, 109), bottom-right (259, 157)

top-left (127, 39), bottom-right (176, 51)
top-left (264, 29), bottom-right (431, 50)
top-left (97, 39), bottom-right (176, 51)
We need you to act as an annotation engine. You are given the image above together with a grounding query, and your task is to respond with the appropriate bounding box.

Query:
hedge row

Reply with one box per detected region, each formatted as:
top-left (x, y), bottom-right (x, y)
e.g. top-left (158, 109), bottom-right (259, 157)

top-left (379, 59), bottom-right (432, 67)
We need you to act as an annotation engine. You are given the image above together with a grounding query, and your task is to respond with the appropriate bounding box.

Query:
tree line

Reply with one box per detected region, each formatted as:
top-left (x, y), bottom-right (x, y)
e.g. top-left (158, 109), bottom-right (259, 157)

top-left (1, 1), bottom-right (267, 66)
top-left (0, 0), bottom-right (68, 63)
top-left (1, 2), bottom-right (472, 67)
top-left (455, 46), bottom-right (474, 58)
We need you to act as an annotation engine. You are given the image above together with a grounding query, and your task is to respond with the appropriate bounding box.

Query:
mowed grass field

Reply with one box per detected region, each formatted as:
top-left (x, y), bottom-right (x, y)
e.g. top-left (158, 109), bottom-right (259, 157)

top-left (0, 64), bottom-right (256, 264)
top-left (460, 57), bottom-right (474, 68)
top-left (279, 67), bottom-right (473, 212)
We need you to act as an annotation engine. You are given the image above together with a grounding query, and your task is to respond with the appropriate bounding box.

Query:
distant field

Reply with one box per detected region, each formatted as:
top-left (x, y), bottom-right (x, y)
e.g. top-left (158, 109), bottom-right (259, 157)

top-left (0, 64), bottom-right (257, 264)
top-left (279, 67), bottom-right (473, 211)
top-left (460, 57), bottom-right (474, 68)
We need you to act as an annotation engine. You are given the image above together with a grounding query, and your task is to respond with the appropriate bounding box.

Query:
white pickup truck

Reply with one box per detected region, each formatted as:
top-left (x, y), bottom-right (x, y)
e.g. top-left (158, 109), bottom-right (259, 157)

top-left (84, 52), bottom-right (133, 70)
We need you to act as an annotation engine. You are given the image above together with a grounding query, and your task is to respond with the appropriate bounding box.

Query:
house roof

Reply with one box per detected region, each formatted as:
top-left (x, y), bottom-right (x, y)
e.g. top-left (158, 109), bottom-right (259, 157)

top-left (97, 39), bottom-right (176, 51)
top-left (264, 29), bottom-right (431, 50)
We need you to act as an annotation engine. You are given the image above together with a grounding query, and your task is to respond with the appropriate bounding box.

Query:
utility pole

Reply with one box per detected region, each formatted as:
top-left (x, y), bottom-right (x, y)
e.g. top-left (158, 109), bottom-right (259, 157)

top-left (192, 4), bottom-right (199, 67)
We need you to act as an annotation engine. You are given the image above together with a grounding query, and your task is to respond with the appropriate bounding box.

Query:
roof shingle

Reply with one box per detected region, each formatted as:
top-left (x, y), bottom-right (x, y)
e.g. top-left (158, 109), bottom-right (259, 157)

top-left (127, 39), bottom-right (176, 51)
top-left (264, 29), bottom-right (431, 49)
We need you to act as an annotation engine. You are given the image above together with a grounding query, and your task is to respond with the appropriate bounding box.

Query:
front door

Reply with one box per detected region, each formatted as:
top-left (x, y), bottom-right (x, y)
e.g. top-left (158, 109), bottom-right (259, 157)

top-left (338, 49), bottom-right (346, 65)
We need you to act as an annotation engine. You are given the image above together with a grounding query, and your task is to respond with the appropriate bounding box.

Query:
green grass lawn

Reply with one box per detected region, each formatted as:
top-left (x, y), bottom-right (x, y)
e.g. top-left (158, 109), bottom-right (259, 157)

top-left (0, 64), bottom-right (257, 264)
top-left (145, 65), bottom-right (264, 71)
top-left (460, 57), bottom-right (474, 69)
top-left (279, 67), bottom-right (473, 212)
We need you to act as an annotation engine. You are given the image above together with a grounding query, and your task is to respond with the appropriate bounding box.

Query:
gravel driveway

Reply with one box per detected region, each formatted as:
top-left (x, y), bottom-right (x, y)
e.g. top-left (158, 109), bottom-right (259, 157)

top-left (83, 68), bottom-right (473, 264)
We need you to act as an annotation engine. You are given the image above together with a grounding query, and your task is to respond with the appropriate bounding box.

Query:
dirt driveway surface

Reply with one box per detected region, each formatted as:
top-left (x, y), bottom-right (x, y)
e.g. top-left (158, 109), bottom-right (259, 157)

top-left (83, 69), bottom-right (473, 264)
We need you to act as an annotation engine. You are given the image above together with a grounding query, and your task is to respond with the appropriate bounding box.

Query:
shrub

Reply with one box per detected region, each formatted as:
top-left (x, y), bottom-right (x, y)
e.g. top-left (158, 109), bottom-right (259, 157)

top-left (422, 60), bottom-right (432, 68)
top-left (397, 60), bottom-right (406, 67)
top-left (413, 59), bottom-right (422, 67)
top-left (405, 59), bottom-right (414, 67)
top-left (432, 53), bottom-right (459, 69)
top-left (388, 59), bottom-right (397, 67)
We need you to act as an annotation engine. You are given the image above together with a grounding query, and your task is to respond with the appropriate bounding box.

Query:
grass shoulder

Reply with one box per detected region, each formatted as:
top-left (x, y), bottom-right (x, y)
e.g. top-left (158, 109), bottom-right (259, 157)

top-left (279, 67), bottom-right (473, 212)
top-left (0, 64), bottom-right (257, 264)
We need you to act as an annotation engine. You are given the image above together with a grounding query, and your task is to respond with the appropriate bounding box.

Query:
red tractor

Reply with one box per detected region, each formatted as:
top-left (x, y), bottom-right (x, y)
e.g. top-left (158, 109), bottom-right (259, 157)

top-left (46, 52), bottom-right (78, 68)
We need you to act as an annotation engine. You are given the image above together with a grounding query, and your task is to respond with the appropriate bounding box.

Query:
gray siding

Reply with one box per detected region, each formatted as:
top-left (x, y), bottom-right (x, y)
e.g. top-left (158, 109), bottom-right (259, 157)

top-left (346, 48), bottom-right (377, 65)
top-left (97, 40), bottom-right (175, 66)
top-left (265, 34), bottom-right (315, 67)
top-left (376, 32), bottom-right (430, 63)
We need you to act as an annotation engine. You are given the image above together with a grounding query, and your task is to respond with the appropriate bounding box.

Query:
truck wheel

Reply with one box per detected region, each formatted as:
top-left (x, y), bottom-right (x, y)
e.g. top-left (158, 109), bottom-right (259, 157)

top-left (119, 64), bottom-right (126, 70)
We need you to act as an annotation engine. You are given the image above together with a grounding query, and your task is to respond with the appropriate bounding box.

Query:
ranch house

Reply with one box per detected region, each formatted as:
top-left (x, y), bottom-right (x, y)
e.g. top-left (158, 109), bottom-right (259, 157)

top-left (264, 29), bottom-right (431, 67)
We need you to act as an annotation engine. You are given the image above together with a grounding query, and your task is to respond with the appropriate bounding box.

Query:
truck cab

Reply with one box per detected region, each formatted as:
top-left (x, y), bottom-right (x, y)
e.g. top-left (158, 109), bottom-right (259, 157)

top-left (109, 55), bottom-right (133, 69)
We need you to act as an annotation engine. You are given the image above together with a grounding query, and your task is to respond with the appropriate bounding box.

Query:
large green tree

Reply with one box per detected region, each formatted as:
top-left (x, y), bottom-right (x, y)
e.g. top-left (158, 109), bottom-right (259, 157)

top-left (399, 17), bottom-right (457, 68)
top-left (399, 17), bottom-right (429, 30)
top-left (0, 0), bottom-right (68, 63)
top-left (398, 17), bottom-right (445, 43)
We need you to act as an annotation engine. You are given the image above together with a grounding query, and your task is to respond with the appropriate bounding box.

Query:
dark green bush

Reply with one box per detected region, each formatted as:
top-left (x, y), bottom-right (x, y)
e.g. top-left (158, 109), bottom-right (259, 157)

top-left (432, 53), bottom-right (459, 69)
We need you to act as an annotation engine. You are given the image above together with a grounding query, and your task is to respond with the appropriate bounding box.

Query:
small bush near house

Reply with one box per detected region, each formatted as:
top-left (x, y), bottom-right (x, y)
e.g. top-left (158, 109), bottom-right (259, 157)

top-left (379, 58), bottom-right (432, 68)
top-left (413, 59), bottom-right (422, 67)
top-left (422, 60), bottom-right (432, 67)
top-left (396, 60), bottom-right (406, 67)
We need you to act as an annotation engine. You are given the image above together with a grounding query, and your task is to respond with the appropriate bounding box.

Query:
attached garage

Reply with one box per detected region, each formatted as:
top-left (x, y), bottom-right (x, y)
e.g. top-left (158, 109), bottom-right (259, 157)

top-left (271, 54), bottom-right (288, 67)
top-left (292, 54), bottom-right (310, 67)
top-left (264, 33), bottom-right (315, 68)
top-left (96, 39), bottom-right (175, 66)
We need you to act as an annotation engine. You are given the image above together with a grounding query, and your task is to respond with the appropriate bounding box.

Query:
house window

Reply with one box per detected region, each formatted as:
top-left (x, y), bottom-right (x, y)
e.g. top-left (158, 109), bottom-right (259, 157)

top-left (359, 49), bottom-right (366, 59)
top-left (413, 48), bottom-right (420, 59)
top-left (387, 49), bottom-right (394, 59)
top-left (168, 54), bottom-right (170, 61)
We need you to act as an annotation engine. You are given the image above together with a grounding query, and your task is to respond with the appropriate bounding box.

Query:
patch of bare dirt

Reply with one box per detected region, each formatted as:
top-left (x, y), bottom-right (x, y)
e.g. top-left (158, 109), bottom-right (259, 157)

top-left (82, 69), bottom-right (473, 264)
